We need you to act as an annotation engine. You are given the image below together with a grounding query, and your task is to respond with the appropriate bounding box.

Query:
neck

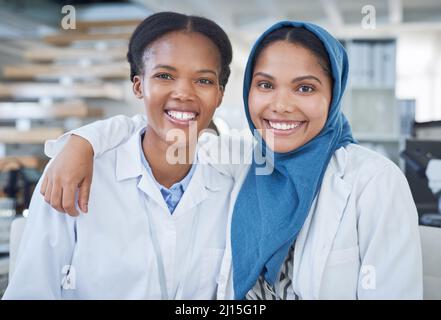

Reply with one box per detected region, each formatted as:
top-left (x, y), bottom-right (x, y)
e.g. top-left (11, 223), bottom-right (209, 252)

top-left (142, 127), bottom-right (196, 189)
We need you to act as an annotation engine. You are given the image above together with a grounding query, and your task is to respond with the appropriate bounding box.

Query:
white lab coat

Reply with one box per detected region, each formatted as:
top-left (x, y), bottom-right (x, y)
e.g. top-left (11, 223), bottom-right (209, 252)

top-left (211, 139), bottom-right (424, 299)
top-left (41, 114), bottom-right (423, 299)
top-left (4, 127), bottom-right (234, 299)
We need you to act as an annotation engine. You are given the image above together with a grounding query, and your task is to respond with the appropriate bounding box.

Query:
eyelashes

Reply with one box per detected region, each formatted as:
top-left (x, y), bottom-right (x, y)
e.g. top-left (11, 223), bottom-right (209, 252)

top-left (257, 81), bottom-right (273, 90)
top-left (197, 78), bottom-right (214, 85)
top-left (154, 73), bottom-right (173, 80)
top-left (256, 81), bottom-right (316, 93)
top-left (297, 85), bottom-right (314, 93)
top-left (153, 73), bottom-right (215, 85)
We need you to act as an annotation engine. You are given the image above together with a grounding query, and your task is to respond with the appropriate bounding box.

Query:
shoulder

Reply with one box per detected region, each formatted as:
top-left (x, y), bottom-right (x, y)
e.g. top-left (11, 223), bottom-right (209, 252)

top-left (93, 128), bottom-right (141, 174)
top-left (323, 144), bottom-right (418, 235)
top-left (90, 139), bottom-right (127, 187)
top-left (330, 143), bottom-right (406, 189)
top-left (93, 147), bottom-right (118, 176)
top-left (198, 131), bottom-right (254, 159)
top-left (197, 132), bottom-right (254, 179)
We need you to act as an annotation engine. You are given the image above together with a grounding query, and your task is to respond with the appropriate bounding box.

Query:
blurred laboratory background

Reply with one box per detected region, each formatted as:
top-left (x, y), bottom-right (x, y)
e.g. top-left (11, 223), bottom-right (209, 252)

top-left (0, 0), bottom-right (440, 299)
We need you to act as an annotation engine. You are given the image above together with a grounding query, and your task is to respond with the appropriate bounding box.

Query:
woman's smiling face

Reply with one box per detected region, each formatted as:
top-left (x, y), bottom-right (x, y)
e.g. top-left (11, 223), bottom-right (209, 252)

top-left (248, 40), bottom-right (333, 153)
top-left (132, 31), bottom-right (224, 147)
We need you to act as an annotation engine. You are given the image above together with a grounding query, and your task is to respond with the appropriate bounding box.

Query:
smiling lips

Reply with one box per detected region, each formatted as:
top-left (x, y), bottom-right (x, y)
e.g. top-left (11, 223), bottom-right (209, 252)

top-left (164, 109), bottom-right (199, 124)
top-left (265, 119), bottom-right (306, 133)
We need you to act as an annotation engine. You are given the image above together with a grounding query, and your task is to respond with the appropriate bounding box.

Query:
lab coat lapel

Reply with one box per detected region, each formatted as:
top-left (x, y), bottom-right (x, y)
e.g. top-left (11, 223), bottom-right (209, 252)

top-left (115, 127), bottom-right (170, 213)
top-left (293, 148), bottom-right (352, 299)
top-left (171, 163), bottom-right (212, 217)
top-left (137, 173), bottom-right (170, 213)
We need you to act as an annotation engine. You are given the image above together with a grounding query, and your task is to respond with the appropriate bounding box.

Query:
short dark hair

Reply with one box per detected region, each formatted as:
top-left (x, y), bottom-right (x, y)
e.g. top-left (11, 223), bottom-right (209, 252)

top-left (253, 27), bottom-right (332, 79)
top-left (127, 12), bottom-right (233, 88)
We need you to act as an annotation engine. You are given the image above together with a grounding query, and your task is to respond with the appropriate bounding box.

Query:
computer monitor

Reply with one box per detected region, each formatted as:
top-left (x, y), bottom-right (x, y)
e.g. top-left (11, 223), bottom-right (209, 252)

top-left (403, 139), bottom-right (441, 219)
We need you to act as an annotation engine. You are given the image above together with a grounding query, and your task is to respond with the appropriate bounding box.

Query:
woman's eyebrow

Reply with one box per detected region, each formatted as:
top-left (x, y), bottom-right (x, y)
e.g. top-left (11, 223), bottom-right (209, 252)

top-left (197, 69), bottom-right (218, 76)
top-left (253, 72), bottom-right (274, 80)
top-left (253, 72), bottom-right (322, 85)
top-left (153, 64), bottom-right (176, 71)
top-left (152, 65), bottom-right (217, 76)
top-left (292, 75), bottom-right (322, 85)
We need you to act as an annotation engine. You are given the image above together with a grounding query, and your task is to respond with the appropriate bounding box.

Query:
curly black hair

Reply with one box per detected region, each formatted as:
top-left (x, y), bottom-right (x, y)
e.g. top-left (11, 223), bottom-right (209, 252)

top-left (127, 12), bottom-right (233, 88)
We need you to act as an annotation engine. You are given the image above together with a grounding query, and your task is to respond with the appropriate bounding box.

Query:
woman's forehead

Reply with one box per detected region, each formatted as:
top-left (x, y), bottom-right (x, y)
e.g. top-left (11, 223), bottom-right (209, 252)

top-left (147, 32), bottom-right (219, 57)
top-left (143, 32), bottom-right (221, 69)
top-left (254, 42), bottom-right (323, 73)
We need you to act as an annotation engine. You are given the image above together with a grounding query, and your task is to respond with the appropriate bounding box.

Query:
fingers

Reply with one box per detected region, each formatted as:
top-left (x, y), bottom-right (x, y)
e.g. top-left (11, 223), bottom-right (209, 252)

top-left (50, 181), bottom-right (64, 213)
top-left (43, 179), bottom-right (53, 206)
top-left (78, 178), bottom-right (91, 214)
top-left (62, 184), bottom-right (79, 217)
top-left (40, 174), bottom-right (48, 196)
top-left (42, 178), bottom-right (79, 216)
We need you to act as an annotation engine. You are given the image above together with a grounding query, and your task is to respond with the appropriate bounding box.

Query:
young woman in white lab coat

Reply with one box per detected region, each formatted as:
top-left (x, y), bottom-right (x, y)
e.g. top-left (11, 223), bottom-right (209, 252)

top-left (39, 21), bottom-right (423, 299)
top-left (4, 12), bottom-right (236, 299)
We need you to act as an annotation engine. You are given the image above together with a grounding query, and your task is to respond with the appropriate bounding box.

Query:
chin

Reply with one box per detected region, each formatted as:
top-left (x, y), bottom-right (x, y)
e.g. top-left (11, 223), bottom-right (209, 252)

top-left (261, 136), bottom-right (301, 154)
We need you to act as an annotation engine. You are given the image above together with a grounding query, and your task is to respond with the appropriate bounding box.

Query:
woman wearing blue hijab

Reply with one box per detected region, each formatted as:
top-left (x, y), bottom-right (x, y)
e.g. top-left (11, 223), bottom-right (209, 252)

top-left (232, 21), bottom-right (356, 299)
top-left (228, 21), bottom-right (421, 299)
top-left (39, 20), bottom-right (422, 300)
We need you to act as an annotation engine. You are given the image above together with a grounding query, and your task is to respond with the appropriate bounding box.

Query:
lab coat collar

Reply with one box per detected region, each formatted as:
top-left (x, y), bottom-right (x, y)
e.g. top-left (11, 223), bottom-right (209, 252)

top-left (170, 163), bottom-right (207, 217)
top-left (115, 127), bottom-right (221, 216)
top-left (168, 143), bottom-right (224, 217)
top-left (115, 127), bottom-right (169, 211)
top-left (115, 127), bottom-right (145, 182)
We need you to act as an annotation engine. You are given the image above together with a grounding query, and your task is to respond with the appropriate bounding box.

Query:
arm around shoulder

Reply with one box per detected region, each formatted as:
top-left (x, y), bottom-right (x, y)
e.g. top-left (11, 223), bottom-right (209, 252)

top-left (45, 114), bottom-right (147, 159)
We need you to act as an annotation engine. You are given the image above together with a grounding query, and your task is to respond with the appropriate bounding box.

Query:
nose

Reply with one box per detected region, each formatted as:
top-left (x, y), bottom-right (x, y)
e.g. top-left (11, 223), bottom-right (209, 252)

top-left (270, 88), bottom-right (295, 113)
top-left (171, 79), bottom-right (195, 101)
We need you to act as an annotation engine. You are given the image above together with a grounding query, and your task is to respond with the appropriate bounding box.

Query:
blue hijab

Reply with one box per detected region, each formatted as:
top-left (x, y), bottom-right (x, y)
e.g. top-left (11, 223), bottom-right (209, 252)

top-left (231, 21), bottom-right (356, 299)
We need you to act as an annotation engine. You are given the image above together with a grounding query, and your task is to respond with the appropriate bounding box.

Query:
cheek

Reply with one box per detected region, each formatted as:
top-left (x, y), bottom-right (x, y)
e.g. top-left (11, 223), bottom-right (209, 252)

top-left (142, 81), bottom-right (163, 101)
top-left (143, 84), bottom-right (170, 109)
top-left (248, 89), bottom-right (266, 124)
top-left (199, 89), bottom-right (219, 108)
top-left (301, 96), bottom-right (329, 123)
top-left (196, 89), bottom-right (221, 124)
top-left (141, 86), bottom-right (168, 123)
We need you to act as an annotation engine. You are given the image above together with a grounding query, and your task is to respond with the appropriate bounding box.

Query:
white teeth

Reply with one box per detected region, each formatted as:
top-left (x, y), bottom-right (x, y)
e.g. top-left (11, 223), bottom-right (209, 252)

top-left (268, 121), bottom-right (302, 130)
top-left (166, 110), bottom-right (197, 121)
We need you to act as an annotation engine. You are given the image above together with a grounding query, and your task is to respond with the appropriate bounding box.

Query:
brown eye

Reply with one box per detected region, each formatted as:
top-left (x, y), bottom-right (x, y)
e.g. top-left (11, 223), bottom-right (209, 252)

top-left (298, 85), bottom-right (314, 93)
top-left (258, 82), bottom-right (273, 90)
top-left (155, 73), bottom-right (173, 80)
top-left (197, 78), bottom-right (214, 85)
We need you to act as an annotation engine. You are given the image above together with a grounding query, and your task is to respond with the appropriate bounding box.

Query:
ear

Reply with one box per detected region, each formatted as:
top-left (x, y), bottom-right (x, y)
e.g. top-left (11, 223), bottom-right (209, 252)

top-left (132, 75), bottom-right (143, 99)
